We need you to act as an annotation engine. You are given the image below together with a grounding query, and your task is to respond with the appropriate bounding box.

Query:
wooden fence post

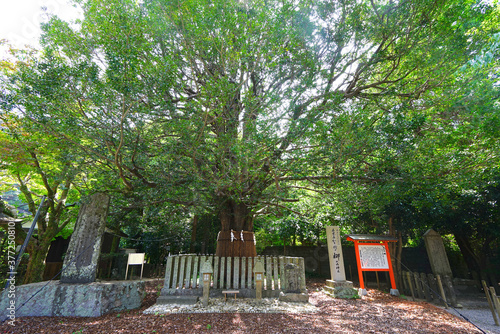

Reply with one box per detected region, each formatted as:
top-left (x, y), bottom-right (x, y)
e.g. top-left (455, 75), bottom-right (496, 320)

top-left (436, 275), bottom-right (448, 308)
top-left (482, 280), bottom-right (499, 326)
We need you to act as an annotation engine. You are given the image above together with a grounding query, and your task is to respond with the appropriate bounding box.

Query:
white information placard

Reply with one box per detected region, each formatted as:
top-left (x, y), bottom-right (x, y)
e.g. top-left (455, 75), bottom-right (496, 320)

top-left (125, 253), bottom-right (145, 280)
top-left (127, 253), bottom-right (145, 265)
top-left (358, 245), bottom-right (389, 269)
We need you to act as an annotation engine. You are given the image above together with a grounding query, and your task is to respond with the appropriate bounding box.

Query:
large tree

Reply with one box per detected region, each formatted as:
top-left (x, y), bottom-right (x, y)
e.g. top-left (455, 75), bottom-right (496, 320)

top-left (1, 0), bottom-right (492, 256)
top-left (0, 111), bottom-right (84, 283)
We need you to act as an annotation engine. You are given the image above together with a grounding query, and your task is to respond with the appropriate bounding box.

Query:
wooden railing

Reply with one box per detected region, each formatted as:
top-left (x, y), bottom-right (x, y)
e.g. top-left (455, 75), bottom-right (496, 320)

top-left (162, 255), bottom-right (306, 295)
top-left (401, 271), bottom-right (457, 307)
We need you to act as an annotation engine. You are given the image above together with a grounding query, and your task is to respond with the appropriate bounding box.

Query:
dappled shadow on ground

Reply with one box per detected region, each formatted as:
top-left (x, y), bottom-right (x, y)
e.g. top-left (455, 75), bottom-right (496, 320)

top-left (0, 279), bottom-right (482, 334)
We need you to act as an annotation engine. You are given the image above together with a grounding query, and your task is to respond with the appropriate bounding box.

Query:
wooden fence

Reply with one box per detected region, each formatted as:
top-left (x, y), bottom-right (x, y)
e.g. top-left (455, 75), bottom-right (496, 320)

top-left (162, 255), bottom-right (306, 297)
top-left (401, 271), bottom-right (457, 307)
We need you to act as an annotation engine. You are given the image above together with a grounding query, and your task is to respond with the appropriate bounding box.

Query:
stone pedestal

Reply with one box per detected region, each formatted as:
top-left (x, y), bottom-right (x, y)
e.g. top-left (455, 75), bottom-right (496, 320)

top-left (0, 280), bottom-right (145, 318)
top-left (324, 280), bottom-right (358, 299)
top-left (324, 226), bottom-right (357, 298)
top-left (278, 291), bottom-right (309, 303)
top-left (326, 226), bottom-right (347, 281)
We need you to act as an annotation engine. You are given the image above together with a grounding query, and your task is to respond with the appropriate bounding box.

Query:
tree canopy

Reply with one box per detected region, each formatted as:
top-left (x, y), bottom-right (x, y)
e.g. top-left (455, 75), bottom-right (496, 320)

top-left (1, 0), bottom-right (499, 270)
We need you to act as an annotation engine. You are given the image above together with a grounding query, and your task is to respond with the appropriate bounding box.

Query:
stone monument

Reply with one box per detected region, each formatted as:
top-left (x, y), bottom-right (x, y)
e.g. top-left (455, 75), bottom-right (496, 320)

top-left (61, 192), bottom-right (110, 283)
top-left (423, 229), bottom-right (453, 277)
top-left (0, 193), bottom-right (146, 318)
top-left (278, 262), bottom-right (309, 302)
top-left (324, 226), bottom-right (357, 298)
top-left (423, 229), bottom-right (457, 306)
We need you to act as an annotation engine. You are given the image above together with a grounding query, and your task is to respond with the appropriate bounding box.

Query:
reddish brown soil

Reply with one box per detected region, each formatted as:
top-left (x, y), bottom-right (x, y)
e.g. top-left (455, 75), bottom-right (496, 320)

top-left (0, 279), bottom-right (481, 334)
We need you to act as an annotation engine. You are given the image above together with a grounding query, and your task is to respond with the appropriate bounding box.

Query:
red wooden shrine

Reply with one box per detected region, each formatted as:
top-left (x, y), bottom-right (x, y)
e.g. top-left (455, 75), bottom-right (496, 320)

top-left (347, 234), bottom-right (398, 295)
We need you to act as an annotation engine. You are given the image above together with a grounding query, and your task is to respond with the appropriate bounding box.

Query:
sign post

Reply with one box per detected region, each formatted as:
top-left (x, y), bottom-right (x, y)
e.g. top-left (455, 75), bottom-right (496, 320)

top-left (201, 261), bottom-right (213, 307)
top-left (347, 234), bottom-right (399, 296)
top-left (253, 260), bottom-right (264, 300)
top-left (324, 226), bottom-right (357, 298)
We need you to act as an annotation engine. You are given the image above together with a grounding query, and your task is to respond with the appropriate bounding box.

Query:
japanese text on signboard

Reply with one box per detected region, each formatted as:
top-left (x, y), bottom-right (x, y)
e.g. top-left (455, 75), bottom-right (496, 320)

top-left (358, 245), bottom-right (389, 269)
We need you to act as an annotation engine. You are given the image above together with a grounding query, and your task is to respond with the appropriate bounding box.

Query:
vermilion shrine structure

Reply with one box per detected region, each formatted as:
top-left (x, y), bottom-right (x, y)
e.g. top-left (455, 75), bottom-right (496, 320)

top-left (347, 234), bottom-right (399, 296)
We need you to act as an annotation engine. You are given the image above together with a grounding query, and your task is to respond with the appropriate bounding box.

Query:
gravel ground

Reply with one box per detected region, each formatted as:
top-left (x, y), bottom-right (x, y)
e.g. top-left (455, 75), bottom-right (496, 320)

top-left (0, 279), bottom-right (495, 334)
top-left (444, 306), bottom-right (500, 334)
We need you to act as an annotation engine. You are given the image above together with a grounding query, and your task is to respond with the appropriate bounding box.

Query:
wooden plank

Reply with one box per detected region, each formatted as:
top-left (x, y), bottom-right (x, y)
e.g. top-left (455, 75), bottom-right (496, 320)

top-left (172, 256), bottom-right (179, 289)
top-left (164, 256), bottom-right (173, 289)
top-left (482, 280), bottom-right (499, 325)
top-left (427, 273), bottom-right (439, 301)
top-left (198, 255), bottom-right (206, 287)
top-left (213, 256), bottom-right (220, 289)
top-left (266, 256), bottom-right (272, 291)
top-left (220, 257), bottom-right (226, 289)
top-left (489, 287), bottom-right (500, 321)
top-left (234, 257), bottom-right (240, 289)
top-left (414, 272), bottom-right (424, 299)
top-left (436, 275), bottom-right (448, 308)
top-left (192, 256), bottom-right (199, 289)
top-left (421, 272), bottom-right (432, 302)
top-left (241, 257), bottom-right (246, 290)
top-left (247, 257), bottom-right (253, 289)
top-left (279, 256), bottom-right (285, 291)
top-left (207, 255), bottom-right (214, 287)
top-left (299, 257), bottom-right (306, 292)
top-left (401, 271), bottom-right (409, 295)
top-left (226, 256), bottom-right (232, 289)
top-left (273, 257), bottom-right (279, 290)
top-left (185, 256), bottom-right (193, 288)
top-left (178, 256), bottom-right (186, 289)
top-left (406, 272), bottom-right (415, 301)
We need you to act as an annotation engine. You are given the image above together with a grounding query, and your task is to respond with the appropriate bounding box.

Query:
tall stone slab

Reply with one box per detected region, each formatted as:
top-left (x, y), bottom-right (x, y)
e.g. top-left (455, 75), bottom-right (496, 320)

top-left (326, 226), bottom-right (347, 281)
top-left (61, 193), bottom-right (110, 283)
top-left (324, 226), bottom-right (357, 298)
top-left (423, 229), bottom-right (453, 277)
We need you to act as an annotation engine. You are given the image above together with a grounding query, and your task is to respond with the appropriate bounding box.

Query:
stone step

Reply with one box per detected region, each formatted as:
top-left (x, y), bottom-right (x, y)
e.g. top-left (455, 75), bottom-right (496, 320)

top-left (156, 295), bottom-right (199, 305)
top-left (323, 281), bottom-right (359, 299)
top-left (325, 279), bottom-right (353, 288)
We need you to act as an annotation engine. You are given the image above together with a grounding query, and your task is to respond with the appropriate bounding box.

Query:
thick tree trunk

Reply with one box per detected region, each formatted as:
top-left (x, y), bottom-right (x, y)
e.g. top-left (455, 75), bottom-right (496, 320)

top-left (454, 233), bottom-right (481, 275)
top-left (219, 199), bottom-right (253, 232)
top-left (388, 217), bottom-right (403, 290)
top-left (216, 199), bottom-right (256, 257)
top-left (190, 215), bottom-right (198, 253)
top-left (23, 239), bottom-right (52, 284)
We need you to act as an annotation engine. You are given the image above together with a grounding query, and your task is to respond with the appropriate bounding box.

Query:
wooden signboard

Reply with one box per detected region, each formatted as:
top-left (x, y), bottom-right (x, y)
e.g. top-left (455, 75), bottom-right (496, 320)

top-left (125, 253), bottom-right (145, 280)
top-left (347, 235), bottom-right (399, 296)
top-left (358, 245), bottom-right (389, 269)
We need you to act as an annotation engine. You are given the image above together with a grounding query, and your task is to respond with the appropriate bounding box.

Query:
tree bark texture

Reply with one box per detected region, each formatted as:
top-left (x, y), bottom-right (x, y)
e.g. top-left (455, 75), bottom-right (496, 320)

top-left (22, 239), bottom-right (52, 284)
top-left (190, 215), bottom-right (198, 253)
top-left (216, 199), bottom-right (256, 257)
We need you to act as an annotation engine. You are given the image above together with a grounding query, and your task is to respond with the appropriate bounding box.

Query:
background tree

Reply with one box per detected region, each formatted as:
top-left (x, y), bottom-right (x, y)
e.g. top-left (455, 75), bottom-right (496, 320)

top-left (1, 0), bottom-right (495, 259)
top-left (0, 97), bottom-right (83, 283)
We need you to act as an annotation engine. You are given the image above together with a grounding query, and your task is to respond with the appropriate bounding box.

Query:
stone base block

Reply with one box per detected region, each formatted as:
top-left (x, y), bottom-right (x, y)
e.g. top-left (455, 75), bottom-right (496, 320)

top-left (159, 288), bottom-right (281, 299)
top-left (0, 280), bottom-right (145, 318)
top-left (278, 291), bottom-right (309, 303)
top-left (390, 289), bottom-right (400, 296)
top-left (156, 295), bottom-right (199, 305)
top-left (324, 280), bottom-right (359, 299)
